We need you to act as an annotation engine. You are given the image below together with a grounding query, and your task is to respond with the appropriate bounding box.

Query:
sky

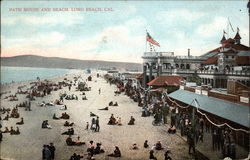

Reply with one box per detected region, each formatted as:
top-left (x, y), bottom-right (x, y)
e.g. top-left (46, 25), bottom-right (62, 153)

top-left (1, 1), bottom-right (249, 63)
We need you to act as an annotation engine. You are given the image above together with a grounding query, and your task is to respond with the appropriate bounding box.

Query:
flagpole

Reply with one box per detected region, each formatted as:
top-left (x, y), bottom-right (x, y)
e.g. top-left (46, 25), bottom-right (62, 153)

top-left (145, 29), bottom-right (147, 52)
top-left (227, 17), bottom-right (229, 39)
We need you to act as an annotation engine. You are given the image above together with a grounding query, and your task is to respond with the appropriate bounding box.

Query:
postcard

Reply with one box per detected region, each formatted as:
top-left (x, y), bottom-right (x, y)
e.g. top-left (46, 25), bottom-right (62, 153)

top-left (1, 1), bottom-right (249, 160)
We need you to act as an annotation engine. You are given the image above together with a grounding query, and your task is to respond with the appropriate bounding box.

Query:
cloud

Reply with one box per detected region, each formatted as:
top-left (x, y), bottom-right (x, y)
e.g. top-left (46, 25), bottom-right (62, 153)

top-left (2, 31), bottom-right (65, 48)
top-left (2, 13), bottom-right (84, 26)
top-left (156, 9), bottom-right (205, 25)
top-left (196, 16), bottom-right (227, 37)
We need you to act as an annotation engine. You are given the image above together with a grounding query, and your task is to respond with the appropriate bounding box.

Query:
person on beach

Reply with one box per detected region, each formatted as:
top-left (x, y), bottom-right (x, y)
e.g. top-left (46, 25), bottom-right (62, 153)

top-left (87, 141), bottom-right (95, 155)
top-left (130, 143), bottom-right (139, 150)
top-left (53, 114), bottom-right (60, 120)
top-left (64, 121), bottom-right (74, 127)
top-left (107, 146), bottom-right (121, 157)
top-left (116, 117), bottom-right (122, 126)
top-left (74, 136), bottom-right (86, 146)
top-left (42, 145), bottom-right (52, 160)
top-left (109, 101), bottom-right (113, 106)
top-left (62, 128), bottom-right (74, 135)
top-left (70, 153), bottom-right (83, 160)
top-left (144, 140), bottom-right (149, 148)
top-left (108, 114), bottom-right (116, 125)
top-left (3, 114), bottom-right (9, 121)
top-left (10, 126), bottom-right (15, 135)
top-left (42, 120), bottom-right (52, 129)
top-left (48, 143), bottom-right (56, 160)
top-left (128, 116), bottom-right (135, 125)
top-left (98, 88), bottom-right (101, 95)
top-left (0, 130), bottom-right (2, 142)
top-left (156, 141), bottom-right (163, 150)
top-left (168, 125), bottom-right (176, 134)
top-left (66, 135), bottom-right (76, 146)
top-left (16, 117), bottom-right (24, 125)
top-left (95, 117), bottom-right (100, 132)
top-left (60, 112), bottom-right (70, 119)
top-left (90, 112), bottom-right (97, 117)
top-left (149, 150), bottom-right (157, 160)
top-left (93, 143), bottom-right (105, 154)
top-left (82, 95), bottom-right (87, 100)
top-left (164, 150), bottom-right (172, 160)
top-left (98, 107), bottom-right (108, 110)
top-left (90, 118), bottom-right (96, 130)
top-left (59, 96), bottom-right (64, 102)
top-left (86, 122), bottom-right (89, 130)
top-left (2, 127), bottom-right (9, 133)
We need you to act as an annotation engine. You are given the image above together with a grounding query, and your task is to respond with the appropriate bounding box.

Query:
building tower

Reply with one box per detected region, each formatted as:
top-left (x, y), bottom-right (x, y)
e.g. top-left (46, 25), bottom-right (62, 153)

top-left (234, 28), bottom-right (241, 44)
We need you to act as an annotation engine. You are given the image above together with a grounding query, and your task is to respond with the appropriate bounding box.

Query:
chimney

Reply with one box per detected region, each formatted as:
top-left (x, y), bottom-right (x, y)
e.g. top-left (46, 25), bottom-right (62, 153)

top-left (188, 49), bottom-right (190, 57)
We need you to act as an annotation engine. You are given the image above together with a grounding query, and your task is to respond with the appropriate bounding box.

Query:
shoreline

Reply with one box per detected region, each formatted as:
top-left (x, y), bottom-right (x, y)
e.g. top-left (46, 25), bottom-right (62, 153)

top-left (0, 67), bottom-right (80, 86)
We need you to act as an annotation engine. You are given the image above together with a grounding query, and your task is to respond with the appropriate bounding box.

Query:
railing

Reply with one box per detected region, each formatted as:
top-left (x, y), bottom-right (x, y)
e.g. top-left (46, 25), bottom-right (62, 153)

top-left (197, 70), bottom-right (250, 76)
top-left (175, 56), bottom-right (207, 60)
top-left (160, 69), bottom-right (250, 76)
top-left (143, 52), bottom-right (206, 60)
top-left (143, 52), bottom-right (174, 57)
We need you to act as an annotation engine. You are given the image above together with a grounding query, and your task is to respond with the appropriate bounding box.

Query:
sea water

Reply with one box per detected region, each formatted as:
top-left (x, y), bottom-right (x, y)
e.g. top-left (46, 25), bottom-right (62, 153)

top-left (0, 66), bottom-right (70, 84)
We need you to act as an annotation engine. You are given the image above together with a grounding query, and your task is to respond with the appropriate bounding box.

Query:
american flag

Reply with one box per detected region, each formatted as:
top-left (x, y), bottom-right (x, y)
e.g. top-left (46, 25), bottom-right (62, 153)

top-left (146, 32), bottom-right (160, 47)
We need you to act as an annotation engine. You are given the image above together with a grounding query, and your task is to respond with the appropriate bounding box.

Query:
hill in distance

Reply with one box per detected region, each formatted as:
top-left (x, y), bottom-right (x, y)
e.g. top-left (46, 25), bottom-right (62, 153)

top-left (1, 55), bottom-right (142, 71)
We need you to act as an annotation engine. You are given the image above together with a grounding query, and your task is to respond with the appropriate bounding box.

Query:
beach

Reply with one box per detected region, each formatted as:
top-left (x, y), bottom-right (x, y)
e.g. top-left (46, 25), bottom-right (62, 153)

top-left (1, 70), bottom-right (193, 160)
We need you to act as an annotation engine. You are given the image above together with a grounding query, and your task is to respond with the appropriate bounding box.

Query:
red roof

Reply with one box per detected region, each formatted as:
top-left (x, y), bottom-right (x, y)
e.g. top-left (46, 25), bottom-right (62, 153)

top-left (136, 73), bottom-right (143, 79)
top-left (147, 76), bottom-right (184, 87)
top-left (236, 56), bottom-right (250, 65)
top-left (220, 35), bottom-right (226, 44)
top-left (203, 56), bottom-right (218, 65)
top-left (234, 32), bottom-right (241, 40)
top-left (207, 43), bottom-right (249, 54)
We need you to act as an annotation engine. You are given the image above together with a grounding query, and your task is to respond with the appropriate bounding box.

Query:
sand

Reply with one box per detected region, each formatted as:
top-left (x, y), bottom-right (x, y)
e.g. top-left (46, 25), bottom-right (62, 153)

top-left (0, 70), bottom-right (193, 160)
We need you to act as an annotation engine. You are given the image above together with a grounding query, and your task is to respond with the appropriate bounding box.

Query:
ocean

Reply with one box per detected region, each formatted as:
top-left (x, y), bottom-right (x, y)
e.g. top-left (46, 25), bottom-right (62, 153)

top-left (0, 66), bottom-right (71, 84)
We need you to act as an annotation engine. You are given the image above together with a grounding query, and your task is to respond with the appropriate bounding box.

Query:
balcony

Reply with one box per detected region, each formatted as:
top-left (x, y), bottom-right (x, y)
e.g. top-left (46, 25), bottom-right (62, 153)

top-left (197, 70), bottom-right (250, 76)
top-left (142, 52), bottom-right (206, 60)
top-left (160, 69), bottom-right (250, 76)
top-left (143, 52), bottom-right (174, 57)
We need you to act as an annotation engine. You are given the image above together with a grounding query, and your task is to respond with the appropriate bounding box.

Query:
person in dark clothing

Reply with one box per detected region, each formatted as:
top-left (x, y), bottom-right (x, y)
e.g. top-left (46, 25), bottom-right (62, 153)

top-left (0, 131), bottom-right (2, 142)
top-left (144, 140), bottom-right (149, 148)
top-left (48, 143), bottom-right (55, 160)
top-left (91, 118), bottom-right (96, 130)
top-left (66, 135), bottom-right (76, 146)
top-left (188, 133), bottom-right (195, 154)
top-left (98, 107), bottom-right (108, 110)
top-left (164, 150), bottom-right (172, 160)
top-left (59, 96), bottom-right (63, 102)
top-left (149, 150), bottom-right (157, 160)
top-left (53, 114), bottom-right (60, 120)
top-left (212, 130), bottom-right (217, 151)
top-left (93, 143), bottom-right (105, 154)
top-left (43, 145), bottom-right (51, 160)
top-left (109, 101), bottom-right (113, 106)
top-left (87, 141), bottom-right (95, 155)
top-left (128, 116), bottom-right (135, 125)
top-left (90, 112), bottom-right (97, 117)
top-left (155, 141), bottom-right (163, 150)
top-left (95, 117), bottom-right (100, 132)
top-left (64, 121), bottom-right (74, 127)
top-left (107, 146), bottom-right (121, 157)
top-left (70, 153), bottom-right (83, 160)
